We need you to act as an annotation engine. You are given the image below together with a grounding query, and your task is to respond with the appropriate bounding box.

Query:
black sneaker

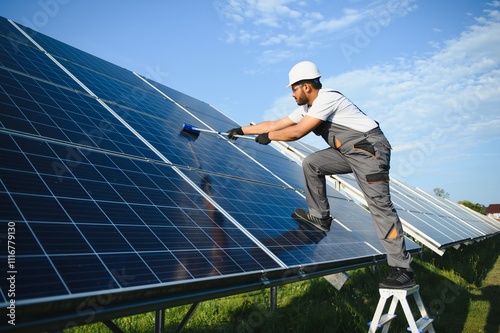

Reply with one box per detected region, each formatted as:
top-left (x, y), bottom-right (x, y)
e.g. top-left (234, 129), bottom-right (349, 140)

top-left (293, 208), bottom-right (332, 232)
top-left (379, 267), bottom-right (416, 289)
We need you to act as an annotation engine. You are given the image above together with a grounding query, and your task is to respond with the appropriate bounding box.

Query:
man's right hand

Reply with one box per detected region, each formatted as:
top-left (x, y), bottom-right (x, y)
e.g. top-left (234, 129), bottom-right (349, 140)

top-left (226, 127), bottom-right (244, 140)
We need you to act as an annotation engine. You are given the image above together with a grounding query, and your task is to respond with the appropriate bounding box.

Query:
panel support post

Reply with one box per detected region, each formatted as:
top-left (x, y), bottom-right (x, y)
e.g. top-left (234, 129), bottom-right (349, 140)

top-left (270, 286), bottom-right (278, 311)
top-left (154, 309), bottom-right (165, 333)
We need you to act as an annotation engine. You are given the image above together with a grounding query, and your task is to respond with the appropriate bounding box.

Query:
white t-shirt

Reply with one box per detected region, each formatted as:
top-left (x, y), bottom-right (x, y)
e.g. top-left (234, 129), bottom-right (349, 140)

top-left (288, 89), bottom-right (378, 132)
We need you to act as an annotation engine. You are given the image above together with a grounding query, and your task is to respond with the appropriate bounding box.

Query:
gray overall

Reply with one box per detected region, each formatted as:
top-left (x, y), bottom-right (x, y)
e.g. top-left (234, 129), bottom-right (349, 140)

top-left (303, 121), bottom-right (412, 269)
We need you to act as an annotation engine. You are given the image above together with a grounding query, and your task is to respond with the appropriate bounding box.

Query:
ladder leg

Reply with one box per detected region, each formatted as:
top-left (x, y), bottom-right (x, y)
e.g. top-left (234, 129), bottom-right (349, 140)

top-left (413, 290), bottom-right (436, 333)
top-left (386, 295), bottom-right (400, 315)
top-left (368, 294), bottom-right (390, 333)
top-left (400, 298), bottom-right (419, 333)
top-left (413, 290), bottom-right (429, 318)
top-left (381, 296), bottom-right (400, 333)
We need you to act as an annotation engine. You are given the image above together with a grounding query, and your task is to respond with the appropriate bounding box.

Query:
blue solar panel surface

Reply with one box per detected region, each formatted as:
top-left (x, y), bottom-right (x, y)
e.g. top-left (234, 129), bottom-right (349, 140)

top-left (0, 17), bottom-right (424, 331)
top-left (1, 132), bottom-right (282, 299)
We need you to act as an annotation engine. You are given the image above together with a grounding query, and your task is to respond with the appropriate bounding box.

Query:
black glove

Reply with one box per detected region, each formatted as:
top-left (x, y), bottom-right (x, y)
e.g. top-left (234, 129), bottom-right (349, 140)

top-left (226, 127), bottom-right (244, 140)
top-left (255, 133), bottom-right (271, 145)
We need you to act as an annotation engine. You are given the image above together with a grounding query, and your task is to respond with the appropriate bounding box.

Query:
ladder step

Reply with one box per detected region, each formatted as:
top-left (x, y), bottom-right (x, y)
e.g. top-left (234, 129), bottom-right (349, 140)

top-left (406, 317), bottom-right (434, 332)
top-left (367, 313), bottom-right (397, 328)
top-left (380, 285), bottom-right (419, 296)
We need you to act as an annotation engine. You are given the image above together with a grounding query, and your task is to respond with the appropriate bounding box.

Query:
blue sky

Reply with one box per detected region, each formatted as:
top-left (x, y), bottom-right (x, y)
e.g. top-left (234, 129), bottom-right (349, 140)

top-left (1, 0), bottom-right (499, 205)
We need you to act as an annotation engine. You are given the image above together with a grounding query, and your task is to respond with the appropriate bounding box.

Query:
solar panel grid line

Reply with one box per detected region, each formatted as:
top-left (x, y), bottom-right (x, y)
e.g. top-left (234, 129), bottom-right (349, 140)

top-left (394, 217), bottom-right (443, 249)
top-left (3, 138), bottom-right (170, 290)
top-left (133, 72), bottom-right (203, 121)
top-left (391, 178), bottom-right (487, 237)
top-left (363, 241), bottom-right (384, 255)
top-left (8, 19), bottom-right (97, 98)
top-left (0, 17), bottom-right (29, 44)
top-left (391, 182), bottom-right (462, 226)
top-left (1, 266), bottom-right (270, 312)
top-left (0, 128), bottom-right (160, 170)
top-left (393, 196), bottom-right (474, 248)
top-left (0, 33), bottom-right (82, 92)
top-left (270, 141), bottom-right (305, 167)
top-left (398, 198), bottom-right (480, 248)
top-left (389, 186), bottom-right (468, 241)
top-left (414, 186), bottom-right (500, 235)
top-left (460, 207), bottom-right (500, 234)
top-left (332, 217), bottom-right (352, 232)
top-left (52, 169), bottom-right (170, 287)
top-left (445, 198), bottom-right (490, 224)
top-left (3, 25), bottom-right (170, 161)
top-left (8, 20), bottom-right (291, 269)
top-left (330, 174), bottom-right (371, 207)
top-left (0, 69), bottom-right (180, 143)
top-left (0, 178), bottom-right (75, 296)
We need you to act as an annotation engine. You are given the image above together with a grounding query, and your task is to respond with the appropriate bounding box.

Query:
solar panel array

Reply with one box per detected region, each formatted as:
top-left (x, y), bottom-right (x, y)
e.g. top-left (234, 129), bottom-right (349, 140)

top-left (330, 171), bottom-right (499, 255)
top-left (0, 17), bottom-right (421, 332)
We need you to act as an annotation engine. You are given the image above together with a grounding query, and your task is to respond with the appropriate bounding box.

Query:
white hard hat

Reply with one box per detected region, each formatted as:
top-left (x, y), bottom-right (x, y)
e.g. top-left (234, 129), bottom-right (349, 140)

top-left (286, 61), bottom-right (321, 88)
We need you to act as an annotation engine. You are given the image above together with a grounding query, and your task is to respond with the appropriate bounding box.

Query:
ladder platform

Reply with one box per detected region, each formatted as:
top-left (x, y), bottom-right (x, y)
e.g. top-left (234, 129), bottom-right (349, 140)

top-left (406, 317), bottom-right (434, 332)
top-left (379, 285), bottom-right (419, 296)
top-left (368, 313), bottom-right (397, 328)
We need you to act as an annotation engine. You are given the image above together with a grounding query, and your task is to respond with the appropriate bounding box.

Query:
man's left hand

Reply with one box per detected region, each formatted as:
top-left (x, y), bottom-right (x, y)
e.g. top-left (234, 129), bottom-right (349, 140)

top-left (255, 133), bottom-right (271, 145)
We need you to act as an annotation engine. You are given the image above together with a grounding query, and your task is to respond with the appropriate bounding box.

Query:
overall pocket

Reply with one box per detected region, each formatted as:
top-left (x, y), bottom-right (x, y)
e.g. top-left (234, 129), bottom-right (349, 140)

top-left (352, 137), bottom-right (392, 183)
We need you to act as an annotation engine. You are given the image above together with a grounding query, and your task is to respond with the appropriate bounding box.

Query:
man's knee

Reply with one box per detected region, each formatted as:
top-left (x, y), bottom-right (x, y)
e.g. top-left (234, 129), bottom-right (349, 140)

top-left (368, 194), bottom-right (397, 215)
top-left (302, 154), bottom-right (313, 166)
top-left (302, 155), bottom-right (318, 173)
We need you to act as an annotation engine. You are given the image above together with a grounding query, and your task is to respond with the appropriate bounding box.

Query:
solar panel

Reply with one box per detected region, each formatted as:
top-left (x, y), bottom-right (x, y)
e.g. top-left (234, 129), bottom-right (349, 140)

top-left (1, 131), bottom-right (281, 284)
top-left (0, 17), bottom-right (421, 332)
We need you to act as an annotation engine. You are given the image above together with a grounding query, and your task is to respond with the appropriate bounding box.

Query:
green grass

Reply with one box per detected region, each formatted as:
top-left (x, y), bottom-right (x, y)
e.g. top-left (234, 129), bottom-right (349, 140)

top-left (66, 236), bottom-right (499, 333)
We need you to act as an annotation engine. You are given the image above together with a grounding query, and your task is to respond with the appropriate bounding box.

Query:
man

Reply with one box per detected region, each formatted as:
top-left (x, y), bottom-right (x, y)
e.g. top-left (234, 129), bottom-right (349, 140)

top-left (227, 61), bottom-right (414, 289)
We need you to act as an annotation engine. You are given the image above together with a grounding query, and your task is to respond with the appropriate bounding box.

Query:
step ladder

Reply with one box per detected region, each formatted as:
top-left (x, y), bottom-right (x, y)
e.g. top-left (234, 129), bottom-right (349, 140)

top-left (368, 285), bottom-right (435, 333)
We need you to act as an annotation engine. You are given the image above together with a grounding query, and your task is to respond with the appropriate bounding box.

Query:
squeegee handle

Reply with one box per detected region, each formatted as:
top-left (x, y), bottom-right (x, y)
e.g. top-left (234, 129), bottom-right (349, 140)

top-left (225, 133), bottom-right (255, 140)
top-left (190, 126), bottom-right (255, 140)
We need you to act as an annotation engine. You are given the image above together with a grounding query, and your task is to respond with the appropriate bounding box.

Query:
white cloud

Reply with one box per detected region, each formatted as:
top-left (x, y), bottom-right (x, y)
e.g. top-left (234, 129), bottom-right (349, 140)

top-left (260, 33), bottom-right (288, 46)
top-left (489, 1), bottom-right (500, 8)
top-left (215, 0), bottom-right (418, 63)
top-left (257, 49), bottom-right (297, 64)
top-left (308, 8), bottom-right (364, 34)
